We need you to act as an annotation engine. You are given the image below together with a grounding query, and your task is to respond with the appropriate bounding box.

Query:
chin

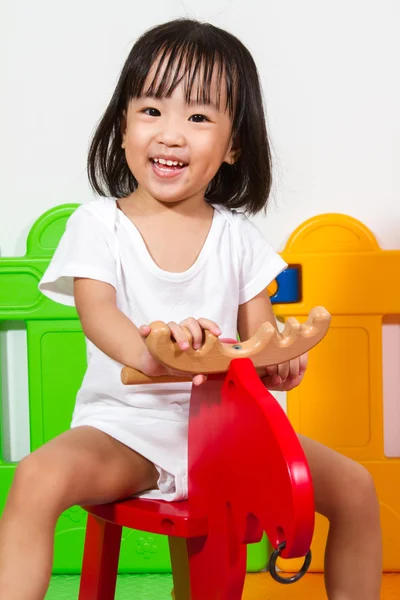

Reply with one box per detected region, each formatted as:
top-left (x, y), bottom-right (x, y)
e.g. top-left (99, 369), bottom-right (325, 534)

top-left (149, 187), bottom-right (193, 204)
top-left (151, 193), bottom-right (186, 204)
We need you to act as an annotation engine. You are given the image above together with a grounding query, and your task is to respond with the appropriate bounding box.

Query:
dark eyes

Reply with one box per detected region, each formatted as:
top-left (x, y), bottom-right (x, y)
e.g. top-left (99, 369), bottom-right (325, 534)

top-left (142, 108), bottom-right (209, 122)
top-left (143, 108), bottom-right (161, 117)
top-left (189, 114), bottom-right (209, 123)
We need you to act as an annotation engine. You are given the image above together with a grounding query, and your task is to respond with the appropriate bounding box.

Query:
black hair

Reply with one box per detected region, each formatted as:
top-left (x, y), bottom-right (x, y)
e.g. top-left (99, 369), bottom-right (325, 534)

top-left (88, 19), bottom-right (272, 214)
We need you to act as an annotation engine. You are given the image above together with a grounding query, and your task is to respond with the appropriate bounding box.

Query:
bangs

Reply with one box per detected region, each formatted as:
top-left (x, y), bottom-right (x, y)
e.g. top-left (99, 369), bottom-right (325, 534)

top-left (127, 39), bottom-right (237, 116)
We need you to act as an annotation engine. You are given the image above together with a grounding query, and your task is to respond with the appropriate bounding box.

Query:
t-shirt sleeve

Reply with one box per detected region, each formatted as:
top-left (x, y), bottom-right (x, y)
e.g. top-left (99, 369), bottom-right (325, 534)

top-left (39, 205), bottom-right (117, 306)
top-left (235, 212), bottom-right (287, 305)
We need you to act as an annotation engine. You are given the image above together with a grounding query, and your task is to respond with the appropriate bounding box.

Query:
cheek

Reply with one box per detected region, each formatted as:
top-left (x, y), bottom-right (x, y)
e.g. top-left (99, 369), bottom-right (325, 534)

top-left (123, 131), bottom-right (146, 176)
top-left (124, 129), bottom-right (151, 172)
top-left (209, 126), bottom-right (232, 159)
top-left (125, 126), bottom-right (146, 149)
top-left (125, 117), bottom-right (157, 146)
top-left (197, 134), bottom-right (230, 165)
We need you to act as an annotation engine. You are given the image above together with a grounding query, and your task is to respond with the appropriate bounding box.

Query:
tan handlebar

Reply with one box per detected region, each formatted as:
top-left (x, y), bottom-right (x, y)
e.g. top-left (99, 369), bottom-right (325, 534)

top-left (121, 306), bottom-right (331, 385)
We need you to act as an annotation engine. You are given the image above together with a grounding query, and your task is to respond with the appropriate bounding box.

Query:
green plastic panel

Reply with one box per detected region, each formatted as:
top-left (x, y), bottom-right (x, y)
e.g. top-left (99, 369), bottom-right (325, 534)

top-left (46, 574), bottom-right (175, 600)
top-left (0, 204), bottom-right (268, 573)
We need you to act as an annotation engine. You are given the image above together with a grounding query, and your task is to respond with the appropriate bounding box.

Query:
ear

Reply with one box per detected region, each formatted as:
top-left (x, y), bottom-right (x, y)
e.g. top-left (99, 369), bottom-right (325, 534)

top-left (224, 147), bottom-right (241, 165)
top-left (120, 111), bottom-right (127, 149)
top-left (224, 138), bottom-right (241, 165)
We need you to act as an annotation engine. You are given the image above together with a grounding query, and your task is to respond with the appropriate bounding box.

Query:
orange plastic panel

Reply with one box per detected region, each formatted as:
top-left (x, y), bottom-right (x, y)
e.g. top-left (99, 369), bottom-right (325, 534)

top-left (273, 214), bottom-right (400, 572)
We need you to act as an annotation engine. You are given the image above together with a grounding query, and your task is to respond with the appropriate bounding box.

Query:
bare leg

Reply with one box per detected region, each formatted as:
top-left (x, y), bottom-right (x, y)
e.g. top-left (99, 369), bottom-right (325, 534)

top-left (0, 426), bottom-right (158, 600)
top-left (299, 435), bottom-right (382, 600)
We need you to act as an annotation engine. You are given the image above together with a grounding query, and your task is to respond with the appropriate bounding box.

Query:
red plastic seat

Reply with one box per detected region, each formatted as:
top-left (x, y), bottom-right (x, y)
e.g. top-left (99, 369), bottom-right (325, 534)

top-left (79, 358), bottom-right (314, 599)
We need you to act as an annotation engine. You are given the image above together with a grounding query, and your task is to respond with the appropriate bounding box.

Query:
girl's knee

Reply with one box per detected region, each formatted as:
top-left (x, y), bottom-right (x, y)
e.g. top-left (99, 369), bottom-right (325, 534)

top-left (322, 461), bottom-right (379, 522)
top-left (345, 462), bottom-right (378, 508)
top-left (10, 452), bottom-right (71, 514)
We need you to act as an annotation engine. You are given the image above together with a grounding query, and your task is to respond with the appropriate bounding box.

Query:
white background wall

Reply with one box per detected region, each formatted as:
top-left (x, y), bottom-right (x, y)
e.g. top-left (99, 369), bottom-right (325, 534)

top-left (0, 0), bottom-right (398, 459)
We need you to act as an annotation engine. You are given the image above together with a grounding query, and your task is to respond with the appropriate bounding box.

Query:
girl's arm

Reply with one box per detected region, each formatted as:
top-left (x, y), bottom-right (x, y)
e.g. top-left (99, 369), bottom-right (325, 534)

top-left (74, 277), bottom-right (151, 371)
top-left (237, 288), bottom-right (307, 391)
top-left (75, 277), bottom-right (221, 385)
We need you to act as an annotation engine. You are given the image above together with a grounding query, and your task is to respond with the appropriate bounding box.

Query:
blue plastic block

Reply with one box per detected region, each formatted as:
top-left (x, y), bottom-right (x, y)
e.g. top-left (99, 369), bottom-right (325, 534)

top-left (270, 267), bottom-right (301, 304)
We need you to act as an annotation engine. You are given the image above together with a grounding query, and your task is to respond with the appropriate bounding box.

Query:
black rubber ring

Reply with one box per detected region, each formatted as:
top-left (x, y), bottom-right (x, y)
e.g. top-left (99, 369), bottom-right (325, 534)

top-left (268, 541), bottom-right (312, 584)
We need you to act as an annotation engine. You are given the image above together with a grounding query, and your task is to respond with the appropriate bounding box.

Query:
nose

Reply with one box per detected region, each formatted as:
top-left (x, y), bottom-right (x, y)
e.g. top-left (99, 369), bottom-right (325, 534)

top-left (155, 115), bottom-right (185, 147)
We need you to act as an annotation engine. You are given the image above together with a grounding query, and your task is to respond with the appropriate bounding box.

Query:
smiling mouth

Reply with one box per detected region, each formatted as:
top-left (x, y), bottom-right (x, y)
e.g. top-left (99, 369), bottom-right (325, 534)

top-left (151, 158), bottom-right (188, 170)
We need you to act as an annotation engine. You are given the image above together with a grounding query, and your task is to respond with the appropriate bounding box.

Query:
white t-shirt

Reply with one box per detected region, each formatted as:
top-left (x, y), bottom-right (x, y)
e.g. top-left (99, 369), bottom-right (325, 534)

top-left (39, 197), bottom-right (286, 498)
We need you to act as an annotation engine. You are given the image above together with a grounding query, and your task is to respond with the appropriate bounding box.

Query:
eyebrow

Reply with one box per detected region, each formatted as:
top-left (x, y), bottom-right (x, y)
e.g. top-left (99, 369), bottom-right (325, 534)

top-left (141, 93), bottom-right (220, 112)
top-left (187, 98), bottom-right (219, 111)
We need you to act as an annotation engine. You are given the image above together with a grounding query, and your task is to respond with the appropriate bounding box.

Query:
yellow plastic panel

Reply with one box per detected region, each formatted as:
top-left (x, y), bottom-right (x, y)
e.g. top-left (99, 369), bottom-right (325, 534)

top-left (273, 213), bottom-right (400, 572)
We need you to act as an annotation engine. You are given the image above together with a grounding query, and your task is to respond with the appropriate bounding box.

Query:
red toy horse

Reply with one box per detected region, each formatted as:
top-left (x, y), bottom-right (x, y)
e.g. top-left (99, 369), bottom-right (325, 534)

top-left (79, 307), bottom-right (330, 599)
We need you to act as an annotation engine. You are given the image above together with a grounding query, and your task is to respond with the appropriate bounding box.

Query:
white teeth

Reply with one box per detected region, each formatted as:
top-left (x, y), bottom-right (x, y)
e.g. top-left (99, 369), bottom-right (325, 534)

top-left (153, 158), bottom-right (186, 167)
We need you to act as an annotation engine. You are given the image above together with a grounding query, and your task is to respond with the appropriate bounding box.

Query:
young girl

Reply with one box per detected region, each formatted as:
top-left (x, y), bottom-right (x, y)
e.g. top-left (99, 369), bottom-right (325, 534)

top-left (0, 18), bottom-right (381, 600)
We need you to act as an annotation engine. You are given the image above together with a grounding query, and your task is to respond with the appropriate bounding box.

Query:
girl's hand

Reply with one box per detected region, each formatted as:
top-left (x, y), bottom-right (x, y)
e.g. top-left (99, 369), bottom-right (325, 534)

top-left (138, 318), bottom-right (221, 386)
top-left (260, 353), bottom-right (308, 391)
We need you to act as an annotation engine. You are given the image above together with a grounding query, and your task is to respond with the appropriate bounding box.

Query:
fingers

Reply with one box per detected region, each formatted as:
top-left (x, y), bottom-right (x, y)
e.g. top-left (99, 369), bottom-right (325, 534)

top-left (167, 317), bottom-right (221, 351)
top-left (264, 365), bottom-right (282, 388)
top-left (167, 319), bottom-right (204, 350)
top-left (180, 318), bottom-right (204, 350)
top-left (284, 359), bottom-right (297, 380)
top-left (262, 353), bottom-right (308, 391)
top-left (178, 317), bottom-right (221, 350)
top-left (167, 318), bottom-right (221, 384)
top-left (299, 352), bottom-right (308, 376)
top-left (196, 318), bottom-right (221, 337)
top-left (138, 324), bottom-right (151, 339)
top-left (192, 374), bottom-right (208, 386)
top-left (167, 321), bottom-right (191, 350)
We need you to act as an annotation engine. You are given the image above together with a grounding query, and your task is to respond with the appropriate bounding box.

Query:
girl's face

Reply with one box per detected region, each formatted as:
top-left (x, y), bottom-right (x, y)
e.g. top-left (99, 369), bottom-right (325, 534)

top-left (121, 64), bottom-right (237, 206)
